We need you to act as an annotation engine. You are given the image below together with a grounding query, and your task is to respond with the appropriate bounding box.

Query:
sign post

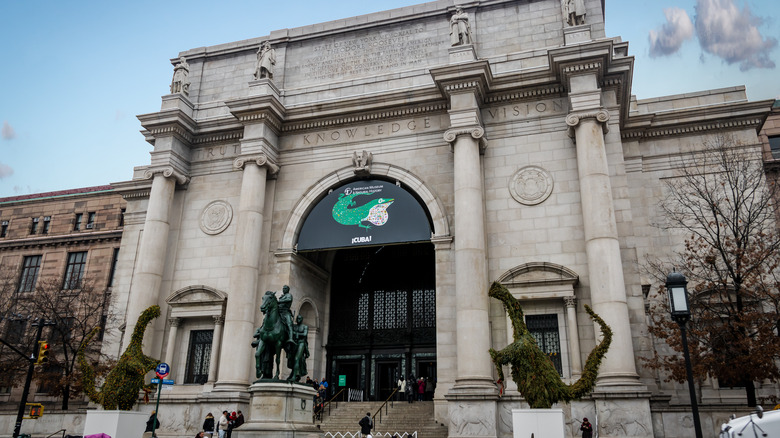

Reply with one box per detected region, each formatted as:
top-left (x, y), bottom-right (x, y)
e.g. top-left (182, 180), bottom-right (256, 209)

top-left (151, 363), bottom-right (170, 438)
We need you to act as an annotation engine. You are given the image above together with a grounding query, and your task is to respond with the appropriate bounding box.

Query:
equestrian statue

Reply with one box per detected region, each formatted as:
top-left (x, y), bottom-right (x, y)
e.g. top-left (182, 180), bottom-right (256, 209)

top-left (488, 281), bottom-right (612, 409)
top-left (78, 305), bottom-right (161, 410)
top-left (252, 285), bottom-right (309, 382)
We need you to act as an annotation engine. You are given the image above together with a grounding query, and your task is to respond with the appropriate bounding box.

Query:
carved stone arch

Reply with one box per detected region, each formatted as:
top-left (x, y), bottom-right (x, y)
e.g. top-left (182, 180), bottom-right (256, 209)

top-left (294, 297), bottom-right (319, 328)
top-left (166, 285), bottom-right (228, 318)
top-left (497, 262), bottom-right (579, 298)
top-left (279, 162), bottom-right (451, 251)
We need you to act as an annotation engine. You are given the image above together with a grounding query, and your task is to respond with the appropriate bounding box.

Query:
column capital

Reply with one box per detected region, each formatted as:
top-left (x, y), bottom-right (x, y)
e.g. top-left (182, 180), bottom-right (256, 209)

top-left (143, 166), bottom-right (190, 185)
top-left (565, 109), bottom-right (610, 138)
top-left (563, 296), bottom-right (577, 308)
top-left (443, 126), bottom-right (488, 152)
top-left (213, 315), bottom-right (225, 325)
top-left (168, 317), bottom-right (183, 327)
top-left (233, 153), bottom-right (280, 176)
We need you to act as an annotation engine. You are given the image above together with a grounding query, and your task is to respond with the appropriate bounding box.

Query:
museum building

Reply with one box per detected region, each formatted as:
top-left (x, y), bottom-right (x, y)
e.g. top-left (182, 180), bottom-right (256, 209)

top-left (92, 0), bottom-right (777, 437)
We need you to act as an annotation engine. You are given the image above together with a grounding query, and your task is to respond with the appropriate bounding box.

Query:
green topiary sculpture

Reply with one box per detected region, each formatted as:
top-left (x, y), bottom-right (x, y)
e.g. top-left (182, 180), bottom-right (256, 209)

top-left (488, 281), bottom-right (612, 409)
top-left (78, 305), bottom-right (161, 410)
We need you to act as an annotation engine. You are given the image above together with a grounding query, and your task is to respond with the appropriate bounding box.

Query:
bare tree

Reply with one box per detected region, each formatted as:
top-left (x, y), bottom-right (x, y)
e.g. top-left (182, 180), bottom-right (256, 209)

top-left (0, 270), bottom-right (113, 410)
top-left (644, 134), bottom-right (780, 407)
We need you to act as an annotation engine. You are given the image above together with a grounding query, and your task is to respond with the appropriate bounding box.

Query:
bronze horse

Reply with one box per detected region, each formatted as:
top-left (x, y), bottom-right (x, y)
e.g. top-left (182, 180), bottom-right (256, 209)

top-left (252, 290), bottom-right (290, 380)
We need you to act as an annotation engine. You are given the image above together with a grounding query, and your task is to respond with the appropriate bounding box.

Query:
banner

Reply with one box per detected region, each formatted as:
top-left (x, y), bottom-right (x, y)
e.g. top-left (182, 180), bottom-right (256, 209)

top-left (297, 180), bottom-right (431, 251)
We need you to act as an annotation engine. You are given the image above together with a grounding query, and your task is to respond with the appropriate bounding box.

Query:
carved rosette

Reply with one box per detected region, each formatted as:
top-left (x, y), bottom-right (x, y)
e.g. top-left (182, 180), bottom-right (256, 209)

top-left (565, 109), bottom-right (610, 137)
top-left (199, 200), bottom-right (233, 235)
top-left (443, 126), bottom-right (488, 153)
top-left (232, 153), bottom-right (280, 175)
top-left (510, 165), bottom-right (554, 206)
top-left (142, 166), bottom-right (190, 185)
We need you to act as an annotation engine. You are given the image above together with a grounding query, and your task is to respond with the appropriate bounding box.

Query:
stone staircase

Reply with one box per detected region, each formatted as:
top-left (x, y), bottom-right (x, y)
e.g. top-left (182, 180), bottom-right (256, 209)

top-left (316, 401), bottom-right (448, 438)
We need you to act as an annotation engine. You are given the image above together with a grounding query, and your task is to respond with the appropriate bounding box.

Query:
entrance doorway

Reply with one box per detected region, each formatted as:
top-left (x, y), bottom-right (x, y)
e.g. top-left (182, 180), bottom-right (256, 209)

top-left (326, 243), bottom-right (436, 401)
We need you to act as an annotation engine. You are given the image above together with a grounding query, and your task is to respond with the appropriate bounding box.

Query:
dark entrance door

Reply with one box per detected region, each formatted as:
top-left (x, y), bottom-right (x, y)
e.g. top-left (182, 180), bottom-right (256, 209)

top-left (334, 361), bottom-right (361, 396)
top-left (377, 361), bottom-right (400, 401)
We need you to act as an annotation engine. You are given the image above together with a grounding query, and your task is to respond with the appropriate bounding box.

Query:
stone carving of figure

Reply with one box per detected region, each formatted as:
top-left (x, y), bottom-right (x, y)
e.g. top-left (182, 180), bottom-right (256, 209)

top-left (286, 314), bottom-right (310, 382)
top-left (563, 0), bottom-right (586, 26)
top-left (278, 285), bottom-right (295, 349)
top-left (449, 7), bottom-right (473, 46)
top-left (352, 150), bottom-right (373, 175)
top-left (254, 41), bottom-right (276, 80)
top-left (170, 57), bottom-right (190, 95)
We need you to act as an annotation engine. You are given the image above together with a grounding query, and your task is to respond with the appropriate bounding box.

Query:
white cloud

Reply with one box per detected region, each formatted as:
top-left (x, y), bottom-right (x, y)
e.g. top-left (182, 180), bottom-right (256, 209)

top-left (649, 8), bottom-right (695, 57)
top-left (695, 0), bottom-right (778, 70)
top-left (0, 162), bottom-right (13, 179)
top-left (1, 121), bottom-right (16, 140)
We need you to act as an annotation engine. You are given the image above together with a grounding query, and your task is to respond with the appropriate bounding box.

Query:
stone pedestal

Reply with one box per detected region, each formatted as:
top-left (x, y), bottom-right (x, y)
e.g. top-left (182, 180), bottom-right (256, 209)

top-left (234, 382), bottom-right (321, 438)
top-left (449, 44), bottom-right (477, 63)
top-left (83, 410), bottom-right (148, 438)
top-left (563, 24), bottom-right (591, 45)
top-left (512, 409), bottom-right (565, 438)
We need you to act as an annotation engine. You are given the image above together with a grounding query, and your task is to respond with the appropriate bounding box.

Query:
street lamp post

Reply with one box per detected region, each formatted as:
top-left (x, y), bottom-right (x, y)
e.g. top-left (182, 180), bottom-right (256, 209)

top-left (666, 272), bottom-right (703, 438)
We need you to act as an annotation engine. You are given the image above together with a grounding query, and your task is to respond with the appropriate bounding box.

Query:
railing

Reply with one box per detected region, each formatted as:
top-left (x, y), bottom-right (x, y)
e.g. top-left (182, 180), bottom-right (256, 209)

top-left (44, 429), bottom-right (66, 438)
top-left (316, 387), bottom-right (347, 423)
top-left (372, 388), bottom-right (398, 424)
top-left (324, 432), bottom-right (417, 438)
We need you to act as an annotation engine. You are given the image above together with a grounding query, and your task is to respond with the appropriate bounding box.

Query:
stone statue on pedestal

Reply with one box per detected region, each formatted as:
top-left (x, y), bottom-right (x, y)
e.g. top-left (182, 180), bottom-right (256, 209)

top-left (254, 41), bottom-right (276, 80)
top-left (450, 7), bottom-right (473, 46)
top-left (286, 314), bottom-right (310, 382)
top-left (563, 0), bottom-right (586, 26)
top-left (170, 57), bottom-right (190, 95)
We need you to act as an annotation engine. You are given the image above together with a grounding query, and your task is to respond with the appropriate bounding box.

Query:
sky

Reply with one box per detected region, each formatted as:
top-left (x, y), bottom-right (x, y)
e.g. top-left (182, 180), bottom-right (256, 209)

top-left (1, 0), bottom-right (778, 198)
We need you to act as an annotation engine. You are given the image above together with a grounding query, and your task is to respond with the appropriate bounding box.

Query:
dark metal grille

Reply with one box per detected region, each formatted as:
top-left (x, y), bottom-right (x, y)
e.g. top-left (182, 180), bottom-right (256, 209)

top-left (526, 314), bottom-right (562, 375)
top-left (373, 289), bottom-right (407, 330)
top-left (185, 330), bottom-right (213, 384)
top-left (412, 289), bottom-right (436, 328)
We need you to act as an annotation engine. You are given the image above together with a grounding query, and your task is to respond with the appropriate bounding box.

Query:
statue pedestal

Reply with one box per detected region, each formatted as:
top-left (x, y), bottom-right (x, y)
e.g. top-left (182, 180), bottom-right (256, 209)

top-left (512, 408), bottom-right (565, 438)
top-left (83, 410), bottom-right (148, 438)
top-left (449, 44), bottom-right (477, 63)
top-left (233, 382), bottom-right (322, 438)
top-left (563, 24), bottom-right (591, 45)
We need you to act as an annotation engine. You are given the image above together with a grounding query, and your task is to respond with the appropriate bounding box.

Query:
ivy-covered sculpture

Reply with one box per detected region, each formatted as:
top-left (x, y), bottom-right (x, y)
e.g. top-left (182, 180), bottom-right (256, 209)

top-left (488, 282), bottom-right (612, 409)
top-left (78, 305), bottom-right (161, 410)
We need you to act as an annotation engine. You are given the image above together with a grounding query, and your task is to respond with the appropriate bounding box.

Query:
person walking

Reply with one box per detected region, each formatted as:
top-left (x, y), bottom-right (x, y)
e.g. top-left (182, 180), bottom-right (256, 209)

top-left (397, 376), bottom-right (406, 401)
top-left (144, 411), bottom-right (161, 438)
top-left (358, 412), bottom-right (373, 438)
top-left (202, 413), bottom-right (215, 438)
top-left (580, 417), bottom-right (593, 438)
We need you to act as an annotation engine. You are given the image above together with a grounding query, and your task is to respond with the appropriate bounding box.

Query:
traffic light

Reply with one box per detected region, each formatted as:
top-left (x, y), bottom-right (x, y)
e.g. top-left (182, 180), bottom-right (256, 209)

top-left (35, 341), bottom-right (49, 365)
top-left (25, 403), bottom-right (43, 419)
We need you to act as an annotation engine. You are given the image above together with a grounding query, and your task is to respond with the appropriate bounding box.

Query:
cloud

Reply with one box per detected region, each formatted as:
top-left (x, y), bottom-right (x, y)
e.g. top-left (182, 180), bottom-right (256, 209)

top-left (0, 162), bottom-right (13, 179)
top-left (695, 0), bottom-right (778, 70)
top-left (2, 121), bottom-right (16, 140)
top-left (649, 8), bottom-right (695, 57)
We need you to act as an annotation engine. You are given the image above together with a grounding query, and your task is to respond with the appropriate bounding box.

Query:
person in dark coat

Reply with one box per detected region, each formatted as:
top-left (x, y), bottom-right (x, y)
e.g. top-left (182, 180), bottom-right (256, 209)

top-left (203, 413), bottom-right (215, 438)
top-left (358, 412), bottom-right (373, 437)
top-left (580, 417), bottom-right (593, 438)
top-left (144, 411), bottom-right (160, 438)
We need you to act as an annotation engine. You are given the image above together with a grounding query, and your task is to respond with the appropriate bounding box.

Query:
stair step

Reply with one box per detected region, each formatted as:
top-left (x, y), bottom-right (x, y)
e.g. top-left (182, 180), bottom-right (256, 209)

top-left (317, 401), bottom-right (447, 438)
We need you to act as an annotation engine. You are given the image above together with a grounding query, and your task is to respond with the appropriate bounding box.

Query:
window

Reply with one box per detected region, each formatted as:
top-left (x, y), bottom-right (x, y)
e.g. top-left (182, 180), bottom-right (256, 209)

top-left (18, 255), bottom-right (42, 292)
top-left (185, 330), bottom-right (213, 384)
top-left (30, 218), bottom-right (39, 234)
top-left (119, 208), bottom-right (126, 227)
top-left (5, 319), bottom-right (27, 345)
top-left (63, 251), bottom-right (87, 290)
top-left (526, 314), bottom-right (563, 376)
top-left (42, 216), bottom-right (51, 234)
top-left (107, 248), bottom-right (120, 287)
top-left (55, 317), bottom-right (75, 343)
top-left (1, 220), bottom-right (8, 238)
top-left (73, 213), bottom-right (83, 231)
top-left (86, 212), bottom-right (96, 229)
top-left (770, 136), bottom-right (780, 159)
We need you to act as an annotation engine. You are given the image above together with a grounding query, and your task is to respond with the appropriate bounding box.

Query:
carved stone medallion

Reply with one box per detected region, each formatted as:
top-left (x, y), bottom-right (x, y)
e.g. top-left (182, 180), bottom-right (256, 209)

top-left (509, 165), bottom-right (554, 205)
top-left (200, 200), bottom-right (233, 235)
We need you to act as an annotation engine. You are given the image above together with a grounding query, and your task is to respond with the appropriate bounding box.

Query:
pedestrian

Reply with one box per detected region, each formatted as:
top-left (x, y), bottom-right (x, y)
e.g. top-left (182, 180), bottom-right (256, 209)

top-left (580, 417), bottom-right (593, 438)
top-left (218, 411), bottom-right (229, 438)
top-left (406, 375), bottom-right (414, 403)
top-left (144, 410), bottom-right (160, 438)
top-left (235, 410), bottom-right (245, 429)
top-left (397, 376), bottom-right (406, 401)
top-left (226, 411), bottom-right (237, 438)
top-left (358, 412), bottom-right (373, 438)
top-left (194, 432), bottom-right (205, 438)
top-left (202, 413), bottom-right (215, 438)
top-left (417, 377), bottom-right (425, 401)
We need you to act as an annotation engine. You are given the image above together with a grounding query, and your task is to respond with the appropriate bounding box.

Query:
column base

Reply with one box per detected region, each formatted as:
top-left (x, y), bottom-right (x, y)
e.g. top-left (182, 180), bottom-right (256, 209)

top-left (449, 376), bottom-right (500, 397)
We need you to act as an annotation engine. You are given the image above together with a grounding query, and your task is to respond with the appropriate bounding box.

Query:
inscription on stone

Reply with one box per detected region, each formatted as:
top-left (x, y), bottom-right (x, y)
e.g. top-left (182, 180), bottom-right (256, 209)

top-left (483, 99), bottom-right (567, 121)
top-left (287, 27), bottom-right (440, 83)
top-left (290, 116), bottom-right (440, 148)
top-left (194, 145), bottom-right (240, 162)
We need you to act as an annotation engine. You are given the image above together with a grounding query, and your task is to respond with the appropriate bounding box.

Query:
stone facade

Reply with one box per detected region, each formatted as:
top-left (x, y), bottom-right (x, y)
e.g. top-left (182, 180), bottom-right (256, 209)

top-left (7, 1), bottom-right (773, 438)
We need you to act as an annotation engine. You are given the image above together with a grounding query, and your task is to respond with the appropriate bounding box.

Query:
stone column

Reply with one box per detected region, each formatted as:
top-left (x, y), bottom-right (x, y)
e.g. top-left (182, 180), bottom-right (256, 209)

top-left (564, 297), bottom-right (582, 377)
top-left (164, 317), bottom-right (182, 366)
top-left (566, 110), bottom-right (640, 386)
top-left (208, 315), bottom-right (224, 384)
top-left (444, 127), bottom-right (494, 392)
top-left (122, 167), bottom-right (188, 349)
top-left (215, 154), bottom-right (278, 391)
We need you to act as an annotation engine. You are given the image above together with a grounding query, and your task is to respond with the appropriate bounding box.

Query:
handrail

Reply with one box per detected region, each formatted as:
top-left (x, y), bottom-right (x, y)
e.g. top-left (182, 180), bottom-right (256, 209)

top-left (45, 429), bottom-right (66, 438)
top-left (317, 387), bottom-right (348, 423)
top-left (372, 388), bottom-right (398, 424)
